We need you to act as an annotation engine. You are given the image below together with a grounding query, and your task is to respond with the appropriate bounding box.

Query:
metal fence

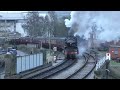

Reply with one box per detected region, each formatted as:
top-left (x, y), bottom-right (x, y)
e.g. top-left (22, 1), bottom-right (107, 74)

top-left (16, 53), bottom-right (43, 74)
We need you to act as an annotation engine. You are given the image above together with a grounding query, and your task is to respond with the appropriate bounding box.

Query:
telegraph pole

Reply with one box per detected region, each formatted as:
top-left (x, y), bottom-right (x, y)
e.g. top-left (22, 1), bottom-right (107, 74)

top-left (105, 60), bottom-right (110, 79)
top-left (49, 27), bottom-right (51, 55)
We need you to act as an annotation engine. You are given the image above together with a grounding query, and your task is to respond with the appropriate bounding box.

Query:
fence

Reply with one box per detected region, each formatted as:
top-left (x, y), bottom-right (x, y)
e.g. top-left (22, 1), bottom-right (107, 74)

top-left (16, 53), bottom-right (43, 74)
top-left (96, 53), bottom-right (111, 71)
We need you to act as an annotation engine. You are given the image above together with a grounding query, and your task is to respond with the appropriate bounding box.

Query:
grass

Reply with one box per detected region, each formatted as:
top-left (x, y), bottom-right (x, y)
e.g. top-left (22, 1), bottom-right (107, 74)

top-left (109, 66), bottom-right (120, 79)
top-left (110, 60), bottom-right (120, 66)
top-left (0, 54), bottom-right (5, 62)
top-left (109, 60), bottom-right (120, 79)
top-left (17, 45), bottom-right (42, 54)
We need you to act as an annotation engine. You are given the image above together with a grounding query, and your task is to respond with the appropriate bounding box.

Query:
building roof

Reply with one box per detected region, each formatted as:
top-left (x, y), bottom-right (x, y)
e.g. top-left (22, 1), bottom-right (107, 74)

top-left (0, 11), bottom-right (71, 20)
top-left (0, 13), bottom-right (24, 20)
top-left (110, 45), bottom-right (120, 48)
top-left (0, 12), bottom-right (47, 20)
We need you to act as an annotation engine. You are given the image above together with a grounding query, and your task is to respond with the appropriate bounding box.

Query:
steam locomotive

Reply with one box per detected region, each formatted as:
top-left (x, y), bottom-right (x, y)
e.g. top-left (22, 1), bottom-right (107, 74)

top-left (64, 35), bottom-right (79, 60)
top-left (8, 34), bottom-right (79, 60)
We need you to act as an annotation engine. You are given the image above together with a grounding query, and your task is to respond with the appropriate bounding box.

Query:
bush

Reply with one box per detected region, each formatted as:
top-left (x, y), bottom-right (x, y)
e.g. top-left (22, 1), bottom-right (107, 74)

top-left (109, 67), bottom-right (120, 78)
top-left (94, 70), bottom-right (102, 76)
top-left (17, 45), bottom-right (31, 54)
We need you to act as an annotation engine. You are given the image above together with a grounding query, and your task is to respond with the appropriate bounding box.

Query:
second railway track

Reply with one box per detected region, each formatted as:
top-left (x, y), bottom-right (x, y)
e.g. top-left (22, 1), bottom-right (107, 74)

top-left (66, 53), bottom-right (96, 79)
top-left (20, 51), bottom-right (96, 79)
top-left (27, 60), bottom-right (76, 79)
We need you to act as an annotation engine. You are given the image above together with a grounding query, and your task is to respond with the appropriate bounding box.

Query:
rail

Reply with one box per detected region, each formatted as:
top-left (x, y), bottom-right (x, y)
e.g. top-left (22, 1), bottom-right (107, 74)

top-left (16, 62), bottom-right (52, 78)
top-left (66, 52), bottom-right (96, 79)
top-left (82, 54), bottom-right (96, 79)
top-left (28, 60), bottom-right (76, 79)
top-left (20, 60), bottom-right (67, 79)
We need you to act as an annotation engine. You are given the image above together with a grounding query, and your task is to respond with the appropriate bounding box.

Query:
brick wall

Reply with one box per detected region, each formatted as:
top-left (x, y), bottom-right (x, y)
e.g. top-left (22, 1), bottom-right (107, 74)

top-left (109, 47), bottom-right (120, 59)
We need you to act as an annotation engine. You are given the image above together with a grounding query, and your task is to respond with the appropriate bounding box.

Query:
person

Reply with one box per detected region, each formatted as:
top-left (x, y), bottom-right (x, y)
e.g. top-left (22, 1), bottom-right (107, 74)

top-left (30, 51), bottom-right (32, 54)
top-left (54, 56), bottom-right (57, 63)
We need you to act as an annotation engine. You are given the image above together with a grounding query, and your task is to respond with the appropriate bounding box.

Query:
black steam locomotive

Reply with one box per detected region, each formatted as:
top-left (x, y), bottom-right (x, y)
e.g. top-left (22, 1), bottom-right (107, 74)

top-left (64, 35), bottom-right (79, 60)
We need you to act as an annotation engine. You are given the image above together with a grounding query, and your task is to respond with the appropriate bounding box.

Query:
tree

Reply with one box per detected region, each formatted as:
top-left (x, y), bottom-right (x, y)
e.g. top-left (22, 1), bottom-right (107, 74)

top-left (48, 11), bottom-right (58, 37)
top-left (54, 19), bottom-right (68, 37)
top-left (22, 11), bottom-right (46, 37)
top-left (22, 11), bottom-right (69, 38)
top-left (43, 15), bottom-right (51, 37)
top-left (48, 11), bottom-right (68, 37)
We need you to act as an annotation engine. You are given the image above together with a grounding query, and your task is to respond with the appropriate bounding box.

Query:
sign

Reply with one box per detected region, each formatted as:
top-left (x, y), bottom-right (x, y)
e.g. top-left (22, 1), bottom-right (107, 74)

top-left (53, 47), bottom-right (57, 51)
top-left (54, 56), bottom-right (57, 61)
top-left (106, 53), bottom-right (111, 60)
top-left (96, 53), bottom-right (111, 70)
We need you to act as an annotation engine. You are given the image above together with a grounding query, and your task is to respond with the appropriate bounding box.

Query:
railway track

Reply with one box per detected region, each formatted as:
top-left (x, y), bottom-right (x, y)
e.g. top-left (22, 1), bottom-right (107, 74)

top-left (21, 60), bottom-right (75, 79)
top-left (21, 52), bottom-right (96, 79)
top-left (18, 63), bottom-right (52, 78)
top-left (20, 60), bottom-right (66, 79)
top-left (66, 53), bottom-right (96, 79)
top-left (28, 60), bottom-right (76, 79)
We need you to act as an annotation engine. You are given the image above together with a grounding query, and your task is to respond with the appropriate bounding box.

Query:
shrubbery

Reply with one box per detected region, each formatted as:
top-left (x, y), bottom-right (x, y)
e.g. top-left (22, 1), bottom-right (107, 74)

top-left (109, 67), bottom-right (120, 78)
top-left (17, 45), bottom-right (31, 54)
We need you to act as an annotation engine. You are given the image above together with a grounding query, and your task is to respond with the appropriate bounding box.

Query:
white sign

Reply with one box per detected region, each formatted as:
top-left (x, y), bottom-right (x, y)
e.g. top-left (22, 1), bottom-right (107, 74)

top-left (106, 53), bottom-right (111, 60)
top-left (96, 53), bottom-right (111, 70)
top-left (54, 56), bottom-right (57, 61)
top-left (53, 47), bottom-right (57, 51)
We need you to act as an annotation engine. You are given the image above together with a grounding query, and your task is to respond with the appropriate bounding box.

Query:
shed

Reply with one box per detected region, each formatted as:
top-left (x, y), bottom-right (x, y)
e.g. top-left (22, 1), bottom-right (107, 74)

top-left (109, 45), bottom-right (120, 60)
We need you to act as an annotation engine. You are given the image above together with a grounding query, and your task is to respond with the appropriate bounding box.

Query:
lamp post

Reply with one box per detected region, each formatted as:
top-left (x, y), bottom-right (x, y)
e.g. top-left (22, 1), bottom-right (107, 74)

top-left (49, 27), bottom-right (51, 55)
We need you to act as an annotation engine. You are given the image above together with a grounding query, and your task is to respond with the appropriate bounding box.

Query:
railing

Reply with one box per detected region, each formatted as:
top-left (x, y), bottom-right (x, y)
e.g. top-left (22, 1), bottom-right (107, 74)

top-left (96, 53), bottom-right (111, 71)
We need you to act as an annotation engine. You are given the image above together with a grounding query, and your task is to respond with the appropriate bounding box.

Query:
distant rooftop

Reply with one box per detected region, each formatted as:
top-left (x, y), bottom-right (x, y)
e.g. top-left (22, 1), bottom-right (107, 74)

top-left (110, 45), bottom-right (120, 48)
top-left (0, 11), bottom-right (71, 20)
top-left (0, 13), bottom-right (24, 20)
top-left (0, 12), bottom-right (49, 20)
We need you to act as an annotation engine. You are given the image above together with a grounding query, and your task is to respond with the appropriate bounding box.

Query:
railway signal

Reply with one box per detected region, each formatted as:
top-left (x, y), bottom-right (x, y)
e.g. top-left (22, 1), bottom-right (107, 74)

top-left (53, 47), bottom-right (57, 51)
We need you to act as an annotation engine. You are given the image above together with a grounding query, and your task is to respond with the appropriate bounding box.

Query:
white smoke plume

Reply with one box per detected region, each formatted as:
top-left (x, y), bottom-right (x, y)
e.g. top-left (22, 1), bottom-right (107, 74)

top-left (65, 11), bottom-right (120, 42)
top-left (65, 11), bottom-right (120, 55)
top-left (78, 45), bottom-right (86, 56)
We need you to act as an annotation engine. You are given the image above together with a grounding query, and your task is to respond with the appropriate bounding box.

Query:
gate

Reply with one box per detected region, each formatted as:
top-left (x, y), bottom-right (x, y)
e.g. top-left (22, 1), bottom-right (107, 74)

top-left (16, 53), bottom-right (43, 74)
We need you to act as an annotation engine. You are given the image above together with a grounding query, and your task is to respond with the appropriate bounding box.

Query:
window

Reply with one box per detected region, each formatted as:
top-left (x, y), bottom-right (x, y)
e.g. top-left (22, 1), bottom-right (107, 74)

top-left (114, 48), bottom-right (118, 55)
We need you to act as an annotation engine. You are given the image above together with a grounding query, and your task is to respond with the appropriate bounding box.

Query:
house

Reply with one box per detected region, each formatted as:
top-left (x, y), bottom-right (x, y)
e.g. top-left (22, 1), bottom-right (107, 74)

top-left (109, 45), bottom-right (120, 61)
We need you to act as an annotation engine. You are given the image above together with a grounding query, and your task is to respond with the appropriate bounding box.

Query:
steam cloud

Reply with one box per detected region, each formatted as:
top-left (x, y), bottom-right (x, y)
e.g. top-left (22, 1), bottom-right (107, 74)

top-left (65, 11), bottom-right (120, 55)
top-left (65, 11), bottom-right (120, 42)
